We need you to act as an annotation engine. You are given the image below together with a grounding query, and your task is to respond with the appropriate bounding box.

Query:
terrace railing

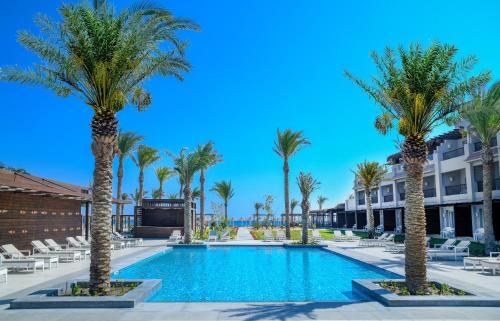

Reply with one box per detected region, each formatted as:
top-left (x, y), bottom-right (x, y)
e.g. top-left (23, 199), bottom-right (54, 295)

top-left (358, 198), bottom-right (365, 205)
top-left (383, 194), bottom-right (394, 202)
top-left (442, 146), bottom-right (464, 160)
top-left (423, 188), bottom-right (436, 198)
top-left (445, 184), bottom-right (467, 196)
top-left (476, 179), bottom-right (500, 192)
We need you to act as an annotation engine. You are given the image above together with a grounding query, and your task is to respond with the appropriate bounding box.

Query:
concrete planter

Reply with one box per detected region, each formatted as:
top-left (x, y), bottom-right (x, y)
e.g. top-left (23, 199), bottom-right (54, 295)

top-left (353, 279), bottom-right (500, 307)
top-left (10, 279), bottom-right (161, 309)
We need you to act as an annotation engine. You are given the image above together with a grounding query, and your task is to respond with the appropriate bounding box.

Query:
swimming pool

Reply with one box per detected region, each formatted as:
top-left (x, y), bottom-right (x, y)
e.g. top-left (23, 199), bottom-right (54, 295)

top-left (112, 246), bottom-right (401, 302)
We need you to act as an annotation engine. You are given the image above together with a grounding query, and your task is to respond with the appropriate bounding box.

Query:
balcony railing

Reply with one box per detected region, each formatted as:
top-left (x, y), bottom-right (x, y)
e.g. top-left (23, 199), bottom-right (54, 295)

top-left (476, 179), bottom-right (500, 192)
top-left (445, 184), bottom-right (467, 196)
top-left (442, 146), bottom-right (464, 160)
top-left (474, 137), bottom-right (497, 152)
top-left (423, 188), bottom-right (436, 198)
top-left (358, 198), bottom-right (365, 205)
top-left (383, 195), bottom-right (394, 202)
top-left (371, 196), bottom-right (378, 203)
top-left (399, 192), bottom-right (405, 201)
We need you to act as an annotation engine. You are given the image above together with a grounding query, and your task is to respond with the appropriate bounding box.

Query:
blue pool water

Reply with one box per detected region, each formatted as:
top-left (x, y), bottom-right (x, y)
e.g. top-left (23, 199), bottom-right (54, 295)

top-left (112, 246), bottom-right (401, 302)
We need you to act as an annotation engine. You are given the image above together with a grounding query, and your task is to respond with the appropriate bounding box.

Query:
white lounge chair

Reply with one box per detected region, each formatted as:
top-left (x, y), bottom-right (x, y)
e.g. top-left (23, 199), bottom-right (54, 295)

top-left (45, 239), bottom-right (90, 259)
top-left (312, 230), bottom-right (323, 242)
top-left (0, 253), bottom-right (44, 272)
top-left (344, 230), bottom-right (360, 240)
top-left (31, 240), bottom-right (80, 263)
top-left (427, 240), bottom-right (470, 261)
top-left (208, 230), bottom-right (218, 242)
top-left (275, 230), bottom-right (286, 241)
top-left (464, 252), bottom-right (500, 270)
top-left (481, 255), bottom-right (500, 275)
top-left (332, 230), bottom-right (348, 241)
top-left (431, 238), bottom-right (456, 250)
top-left (2, 244), bottom-right (59, 269)
top-left (169, 230), bottom-right (183, 242)
top-left (0, 266), bottom-right (7, 283)
top-left (220, 230), bottom-right (230, 242)
top-left (113, 231), bottom-right (143, 246)
top-left (359, 233), bottom-right (388, 246)
top-left (263, 230), bottom-right (274, 241)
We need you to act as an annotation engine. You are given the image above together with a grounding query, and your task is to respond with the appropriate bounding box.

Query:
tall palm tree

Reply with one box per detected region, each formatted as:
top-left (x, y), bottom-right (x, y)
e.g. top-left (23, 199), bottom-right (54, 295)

top-left (254, 202), bottom-right (263, 225)
top-left (116, 131), bottom-right (143, 232)
top-left (290, 198), bottom-right (299, 214)
top-left (345, 42), bottom-right (489, 293)
top-left (273, 129), bottom-right (310, 239)
top-left (353, 161), bottom-right (387, 239)
top-left (155, 166), bottom-right (176, 199)
top-left (133, 145), bottom-right (161, 206)
top-left (169, 148), bottom-right (202, 243)
top-left (118, 192), bottom-right (130, 231)
top-left (460, 81), bottom-right (500, 254)
top-left (297, 172), bottom-right (320, 244)
top-left (211, 181), bottom-right (235, 220)
top-left (1, 0), bottom-right (198, 293)
top-left (195, 142), bottom-right (222, 235)
top-left (317, 196), bottom-right (328, 211)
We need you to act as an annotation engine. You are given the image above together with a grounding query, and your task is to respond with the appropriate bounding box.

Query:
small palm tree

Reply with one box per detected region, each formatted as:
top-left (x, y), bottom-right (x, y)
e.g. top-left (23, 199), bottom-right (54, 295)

top-left (297, 172), bottom-right (320, 244)
top-left (169, 148), bottom-right (202, 243)
top-left (274, 129), bottom-right (310, 239)
top-left (116, 131), bottom-right (143, 231)
top-left (1, 0), bottom-right (198, 293)
top-left (118, 192), bottom-right (130, 231)
top-left (345, 42), bottom-right (489, 293)
top-left (317, 196), bottom-right (328, 211)
top-left (167, 193), bottom-right (178, 199)
top-left (133, 146), bottom-right (161, 206)
top-left (353, 161), bottom-right (387, 239)
top-left (211, 181), bottom-right (235, 220)
top-left (195, 142), bottom-right (222, 235)
top-left (460, 81), bottom-right (500, 254)
top-left (130, 189), bottom-right (148, 206)
top-left (192, 187), bottom-right (201, 201)
top-left (290, 198), bottom-right (299, 215)
top-left (254, 202), bottom-right (264, 225)
top-left (155, 166), bottom-right (176, 199)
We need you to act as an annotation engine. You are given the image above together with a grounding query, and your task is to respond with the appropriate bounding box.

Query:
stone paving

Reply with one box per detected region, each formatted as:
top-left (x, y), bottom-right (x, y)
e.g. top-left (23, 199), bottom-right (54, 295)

top-left (1, 237), bottom-right (499, 320)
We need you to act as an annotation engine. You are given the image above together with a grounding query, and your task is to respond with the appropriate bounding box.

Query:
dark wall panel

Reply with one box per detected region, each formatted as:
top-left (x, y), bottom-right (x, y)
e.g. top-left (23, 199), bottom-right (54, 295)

top-left (454, 204), bottom-right (472, 237)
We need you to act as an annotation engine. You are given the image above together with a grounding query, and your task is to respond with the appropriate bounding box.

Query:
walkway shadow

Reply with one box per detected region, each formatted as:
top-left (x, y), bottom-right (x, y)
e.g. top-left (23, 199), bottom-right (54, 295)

top-left (217, 301), bottom-right (356, 321)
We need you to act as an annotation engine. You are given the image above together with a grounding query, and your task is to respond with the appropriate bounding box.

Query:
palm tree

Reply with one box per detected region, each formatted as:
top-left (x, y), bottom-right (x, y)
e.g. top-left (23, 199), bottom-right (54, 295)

top-left (116, 131), bottom-right (143, 232)
top-left (155, 166), bottom-right (176, 199)
top-left (1, 1), bottom-right (198, 293)
top-left (169, 148), bottom-right (202, 243)
top-left (353, 161), bottom-right (387, 239)
top-left (130, 189), bottom-right (148, 206)
top-left (167, 193), bottom-right (178, 199)
top-left (297, 172), bottom-right (320, 244)
top-left (460, 81), bottom-right (500, 254)
top-left (290, 198), bottom-right (299, 214)
top-left (118, 192), bottom-right (130, 231)
top-left (195, 142), bottom-right (222, 235)
top-left (192, 187), bottom-right (200, 201)
top-left (317, 196), bottom-right (328, 211)
top-left (273, 129), bottom-right (310, 239)
top-left (133, 145), bottom-right (161, 206)
top-left (254, 202), bottom-right (264, 225)
top-left (345, 42), bottom-right (489, 293)
top-left (211, 181), bottom-right (235, 220)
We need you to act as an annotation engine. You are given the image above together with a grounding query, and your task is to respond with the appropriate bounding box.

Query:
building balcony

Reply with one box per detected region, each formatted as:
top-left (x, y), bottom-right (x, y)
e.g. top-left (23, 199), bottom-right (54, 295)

top-left (442, 146), bottom-right (465, 160)
top-left (476, 179), bottom-right (500, 192)
top-left (358, 199), bottom-right (365, 205)
top-left (445, 184), bottom-right (467, 196)
top-left (399, 192), bottom-right (405, 201)
top-left (383, 195), bottom-right (394, 202)
top-left (423, 188), bottom-right (436, 198)
top-left (371, 196), bottom-right (378, 203)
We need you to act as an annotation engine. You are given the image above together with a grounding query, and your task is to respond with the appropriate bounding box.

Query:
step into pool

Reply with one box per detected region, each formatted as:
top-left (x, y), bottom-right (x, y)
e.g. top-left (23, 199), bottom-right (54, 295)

top-left (112, 246), bottom-right (401, 302)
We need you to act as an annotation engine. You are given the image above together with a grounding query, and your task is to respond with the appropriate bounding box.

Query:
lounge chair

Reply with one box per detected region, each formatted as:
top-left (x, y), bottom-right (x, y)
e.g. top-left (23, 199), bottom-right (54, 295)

top-left (312, 230), bottom-right (323, 242)
top-left (220, 230), bottom-right (230, 242)
top-left (31, 240), bottom-right (80, 263)
top-left (464, 252), bottom-right (500, 270)
top-left (386, 236), bottom-right (430, 253)
top-left (113, 231), bottom-right (143, 246)
top-left (375, 224), bottom-right (384, 234)
top-left (344, 230), bottom-right (360, 240)
top-left (332, 230), bottom-right (347, 241)
top-left (169, 230), bottom-right (183, 242)
top-left (74, 236), bottom-right (122, 250)
top-left (208, 230), bottom-right (218, 242)
top-left (351, 224), bottom-right (357, 230)
top-left (0, 253), bottom-right (44, 272)
top-left (2, 244), bottom-right (59, 269)
top-left (263, 230), bottom-right (274, 241)
top-left (0, 266), bottom-right (7, 283)
top-left (431, 238), bottom-right (456, 250)
top-left (275, 230), bottom-right (286, 241)
top-left (481, 255), bottom-right (500, 275)
top-left (45, 239), bottom-right (90, 259)
top-left (427, 240), bottom-right (470, 261)
top-left (359, 233), bottom-right (388, 246)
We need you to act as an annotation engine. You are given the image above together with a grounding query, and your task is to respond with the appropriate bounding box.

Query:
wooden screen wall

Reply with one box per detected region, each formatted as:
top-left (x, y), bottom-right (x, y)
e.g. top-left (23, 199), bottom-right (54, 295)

top-left (0, 192), bottom-right (82, 251)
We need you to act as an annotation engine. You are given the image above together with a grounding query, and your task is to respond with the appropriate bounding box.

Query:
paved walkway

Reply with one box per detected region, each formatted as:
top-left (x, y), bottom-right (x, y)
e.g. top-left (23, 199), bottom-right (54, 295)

top-left (235, 227), bottom-right (254, 241)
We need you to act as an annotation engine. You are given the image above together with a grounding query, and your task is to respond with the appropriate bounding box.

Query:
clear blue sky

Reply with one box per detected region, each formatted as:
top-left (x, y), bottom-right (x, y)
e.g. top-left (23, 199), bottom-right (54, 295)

top-left (1, 1), bottom-right (498, 217)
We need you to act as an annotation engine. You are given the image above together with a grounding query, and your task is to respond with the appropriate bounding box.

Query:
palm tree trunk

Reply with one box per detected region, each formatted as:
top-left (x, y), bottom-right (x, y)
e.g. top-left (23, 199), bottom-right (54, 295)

top-left (224, 202), bottom-right (228, 221)
top-left (365, 188), bottom-right (375, 238)
top-left (256, 210), bottom-right (259, 225)
top-left (184, 185), bottom-right (192, 244)
top-left (482, 147), bottom-right (496, 254)
top-left (200, 170), bottom-right (205, 235)
top-left (89, 114), bottom-right (117, 294)
top-left (158, 182), bottom-right (164, 199)
top-left (116, 158), bottom-right (124, 232)
top-left (284, 160), bottom-right (291, 239)
top-left (404, 161), bottom-right (427, 293)
top-left (138, 169), bottom-right (144, 206)
top-left (301, 200), bottom-right (309, 244)
top-left (179, 183), bottom-right (183, 199)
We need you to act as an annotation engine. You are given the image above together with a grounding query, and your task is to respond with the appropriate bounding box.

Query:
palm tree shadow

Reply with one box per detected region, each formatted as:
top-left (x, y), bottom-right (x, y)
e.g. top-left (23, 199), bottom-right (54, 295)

top-left (217, 301), bottom-right (356, 321)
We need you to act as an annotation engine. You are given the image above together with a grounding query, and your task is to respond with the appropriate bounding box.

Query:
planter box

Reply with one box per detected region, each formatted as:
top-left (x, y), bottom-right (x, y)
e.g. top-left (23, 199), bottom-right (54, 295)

top-left (353, 279), bottom-right (500, 307)
top-left (10, 279), bottom-right (161, 309)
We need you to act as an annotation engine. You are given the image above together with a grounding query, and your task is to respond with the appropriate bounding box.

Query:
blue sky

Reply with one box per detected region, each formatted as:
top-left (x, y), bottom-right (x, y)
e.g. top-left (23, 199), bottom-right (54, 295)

top-left (0, 1), bottom-right (498, 217)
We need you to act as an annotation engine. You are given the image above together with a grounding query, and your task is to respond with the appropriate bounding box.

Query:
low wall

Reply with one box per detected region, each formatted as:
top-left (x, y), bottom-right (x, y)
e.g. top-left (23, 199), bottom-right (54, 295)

top-left (134, 226), bottom-right (183, 238)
